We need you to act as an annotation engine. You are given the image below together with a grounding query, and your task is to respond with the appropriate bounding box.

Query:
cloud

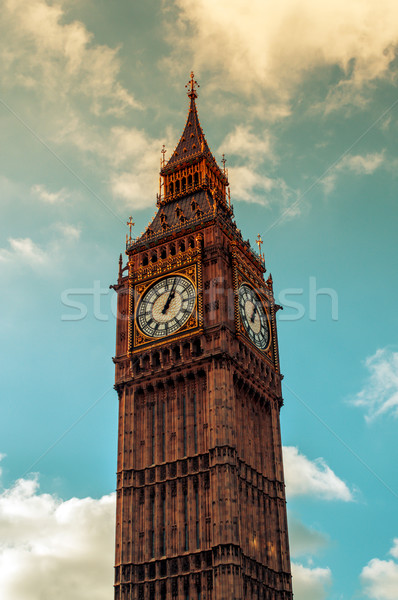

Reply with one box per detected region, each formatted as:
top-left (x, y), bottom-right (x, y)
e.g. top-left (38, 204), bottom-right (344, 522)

top-left (288, 516), bottom-right (329, 558)
top-left (53, 223), bottom-right (81, 241)
top-left (321, 152), bottom-right (385, 193)
top-left (166, 0), bottom-right (398, 109)
top-left (218, 125), bottom-right (273, 164)
top-left (291, 562), bottom-right (332, 600)
top-left (360, 539), bottom-right (398, 599)
top-left (350, 348), bottom-right (398, 421)
top-left (108, 126), bottom-right (170, 208)
top-left (283, 446), bottom-right (353, 501)
top-left (0, 238), bottom-right (49, 266)
top-left (216, 126), bottom-right (295, 207)
top-left (0, 473), bottom-right (115, 600)
top-left (31, 184), bottom-right (69, 204)
top-left (0, 0), bottom-right (139, 117)
top-left (0, 224), bottom-right (81, 270)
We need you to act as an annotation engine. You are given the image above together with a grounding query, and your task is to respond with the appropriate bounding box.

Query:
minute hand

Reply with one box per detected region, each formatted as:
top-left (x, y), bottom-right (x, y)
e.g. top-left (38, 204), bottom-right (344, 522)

top-left (250, 303), bottom-right (258, 323)
top-left (162, 280), bottom-right (177, 314)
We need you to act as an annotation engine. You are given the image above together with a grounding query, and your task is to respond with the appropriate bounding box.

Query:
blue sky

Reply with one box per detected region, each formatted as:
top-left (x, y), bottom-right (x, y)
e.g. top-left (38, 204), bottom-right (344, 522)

top-left (1, 1), bottom-right (398, 599)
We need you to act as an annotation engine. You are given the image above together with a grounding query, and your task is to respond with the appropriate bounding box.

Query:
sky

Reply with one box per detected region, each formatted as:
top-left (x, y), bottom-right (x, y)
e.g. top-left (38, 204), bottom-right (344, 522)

top-left (1, 1), bottom-right (398, 599)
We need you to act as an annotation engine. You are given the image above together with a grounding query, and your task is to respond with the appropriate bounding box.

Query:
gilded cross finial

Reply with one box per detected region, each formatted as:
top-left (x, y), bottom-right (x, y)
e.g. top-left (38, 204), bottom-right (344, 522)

top-left (221, 154), bottom-right (226, 173)
top-left (161, 144), bottom-right (166, 167)
top-left (127, 216), bottom-right (135, 244)
top-left (256, 234), bottom-right (264, 259)
top-left (186, 71), bottom-right (199, 99)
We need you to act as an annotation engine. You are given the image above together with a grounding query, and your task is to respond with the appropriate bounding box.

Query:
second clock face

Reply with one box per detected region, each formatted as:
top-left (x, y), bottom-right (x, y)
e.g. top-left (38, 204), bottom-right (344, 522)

top-left (137, 275), bottom-right (196, 338)
top-left (238, 284), bottom-right (270, 350)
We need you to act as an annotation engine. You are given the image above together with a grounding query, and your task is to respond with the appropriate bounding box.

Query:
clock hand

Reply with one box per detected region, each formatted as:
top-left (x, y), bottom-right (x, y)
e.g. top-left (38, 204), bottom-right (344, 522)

top-left (162, 279), bottom-right (177, 314)
top-left (250, 303), bottom-right (258, 323)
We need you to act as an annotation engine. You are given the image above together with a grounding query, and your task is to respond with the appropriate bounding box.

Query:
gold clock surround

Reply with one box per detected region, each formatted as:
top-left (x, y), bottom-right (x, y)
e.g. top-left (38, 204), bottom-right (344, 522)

top-left (129, 261), bottom-right (203, 354)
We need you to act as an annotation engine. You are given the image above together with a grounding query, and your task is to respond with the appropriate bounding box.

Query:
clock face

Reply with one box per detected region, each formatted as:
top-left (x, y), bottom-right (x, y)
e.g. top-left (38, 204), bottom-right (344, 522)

top-left (238, 284), bottom-right (270, 350)
top-left (137, 275), bottom-right (196, 338)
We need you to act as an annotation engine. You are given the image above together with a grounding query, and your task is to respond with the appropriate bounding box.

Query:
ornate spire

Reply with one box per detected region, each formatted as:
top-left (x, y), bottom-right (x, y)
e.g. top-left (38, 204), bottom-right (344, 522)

top-left (161, 73), bottom-right (223, 177)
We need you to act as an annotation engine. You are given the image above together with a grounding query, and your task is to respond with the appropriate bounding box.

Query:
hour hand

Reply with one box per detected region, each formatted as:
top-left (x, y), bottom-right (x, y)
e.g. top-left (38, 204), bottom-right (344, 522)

top-left (250, 303), bottom-right (258, 323)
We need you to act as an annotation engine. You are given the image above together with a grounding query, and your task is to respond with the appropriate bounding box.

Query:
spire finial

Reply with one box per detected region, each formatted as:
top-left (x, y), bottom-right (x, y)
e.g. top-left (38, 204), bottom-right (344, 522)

top-left (186, 71), bottom-right (199, 99)
top-left (221, 154), bottom-right (226, 173)
top-left (126, 216), bottom-right (135, 245)
top-left (256, 234), bottom-right (264, 260)
top-left (161, 144), bottom-right (166, 167)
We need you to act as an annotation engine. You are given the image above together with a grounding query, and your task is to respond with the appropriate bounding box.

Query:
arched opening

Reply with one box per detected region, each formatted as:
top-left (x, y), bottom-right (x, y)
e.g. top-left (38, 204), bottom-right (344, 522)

top-left (142, 253), bottom-right (148, 266)
top-left (151, 252), bottom-right (157, 263)
top-left (193, 339), bottom-right (202, 356)
top-left (160, 247), bottom-right (167, 259)
top-left (169, 182), bottom-right (174, 195)
top-left (188, 236), bottom-right (194, 249)
top-left (170, 243), bottom-right (176, 256)
top-left (181, 177), bottom-right (186, 191)
top-left (175, 179), bottom-right (180, 193)
top-left (179, 240), bottom-right (185, 253)
top-left (153, 351), bottom-right (160, 367)
top-left (188, 174), bottom-right (192, 187)
top-left (194, 171), bottom-right (199, 185)
top-left (173, 346), bottom-right (181, 361)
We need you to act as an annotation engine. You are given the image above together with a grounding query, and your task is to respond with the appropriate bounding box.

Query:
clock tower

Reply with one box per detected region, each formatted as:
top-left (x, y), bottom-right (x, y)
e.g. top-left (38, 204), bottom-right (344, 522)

top-left (112, 74), bottom-right (293, 600)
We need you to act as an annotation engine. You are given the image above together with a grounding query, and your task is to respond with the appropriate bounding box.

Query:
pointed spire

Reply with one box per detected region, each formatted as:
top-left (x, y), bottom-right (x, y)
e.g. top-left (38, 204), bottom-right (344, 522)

top-left (161, 72), bottom-right (222, 176)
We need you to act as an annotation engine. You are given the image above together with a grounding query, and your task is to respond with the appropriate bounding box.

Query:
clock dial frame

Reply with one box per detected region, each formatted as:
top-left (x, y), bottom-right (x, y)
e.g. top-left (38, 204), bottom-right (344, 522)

top-left (238, 283), bottom-right (270, 350)
top-left (136, 274), bottom-right (196, 339)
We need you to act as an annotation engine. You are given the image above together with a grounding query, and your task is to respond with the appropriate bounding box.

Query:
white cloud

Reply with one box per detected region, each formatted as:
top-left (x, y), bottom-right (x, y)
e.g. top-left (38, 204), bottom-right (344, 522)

top-left (0, 0), bottom-right (139, 116)
top-left (228, 166), bottom-right (276, 205)
top-left (351, 348), bottom-right (398, 421)
top-left (390, 539), bottom-right (398, 559)
top-left (360, 539), bottom-right (398, 599)
top-left (53, 223), bottom-right (81, 240)
top-left (340, 152), bottom-right (385, 175)
top-left (216, 126), bottom-right (295, 207)
top-left (283, 446), bottom-right (353, 501)
top-left (0, 238), bottom-right (49, 266)
top-left (321, 152), bottom-right (385, 193)
top-left (0, 474), bottom-right (115, 600)
top-left (52, 121), bottom-right (171, 210)
top-left (218, 125), bottom-right (273, 164)
top-left (166, 0), bottom-right (398, 109)
top-left (31, 184), bottom-right (69, 204)
top-left (0, 224), bottom-right (81, 270)
top-left (108, 126), bottom-right (170, 208)
top-left (292, 562), bottom-right (332, 600)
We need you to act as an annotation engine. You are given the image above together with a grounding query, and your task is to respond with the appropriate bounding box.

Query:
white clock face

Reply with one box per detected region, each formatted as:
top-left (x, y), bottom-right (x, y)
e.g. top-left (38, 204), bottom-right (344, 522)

top-left (137, 275), bottom-right (196, 338)
top-left (238, 284), bottom-right (269, 350)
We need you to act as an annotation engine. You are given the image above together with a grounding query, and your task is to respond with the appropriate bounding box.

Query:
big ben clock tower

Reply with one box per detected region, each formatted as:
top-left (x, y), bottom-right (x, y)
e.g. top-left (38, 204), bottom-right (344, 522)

top-left (112, 74), bottom-right (293, 600)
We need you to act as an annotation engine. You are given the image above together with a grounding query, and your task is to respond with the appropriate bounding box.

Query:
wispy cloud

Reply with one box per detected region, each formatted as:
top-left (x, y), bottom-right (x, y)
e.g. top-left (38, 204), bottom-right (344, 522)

top-left (288, 516), bottom-right (329, 558)
top-left (0, 225), bottom-right (81, 270)
top-left (217, 126), bottom-right (296, 208)
top-left (320, 151), bottom-right (385, 193)
top-left (0, 0), bottom-right (139, 117)
top-left (0, 237), bottom-right (49, 266)
top-left (31, 184), bottom-right (69, 204)
top-left (283, 446), bottom-right (353, 501)
top-left (350, 348), bottom-right (398, 421)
